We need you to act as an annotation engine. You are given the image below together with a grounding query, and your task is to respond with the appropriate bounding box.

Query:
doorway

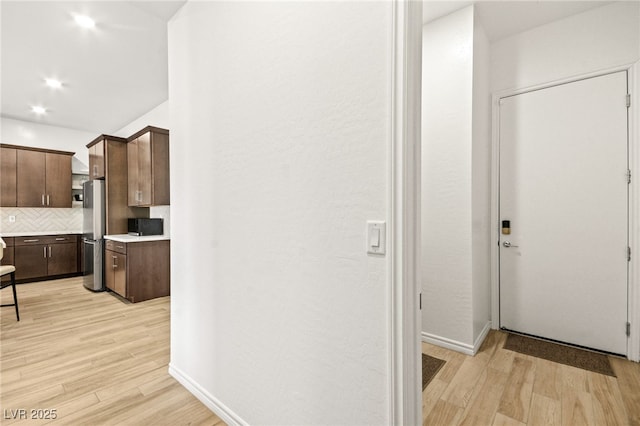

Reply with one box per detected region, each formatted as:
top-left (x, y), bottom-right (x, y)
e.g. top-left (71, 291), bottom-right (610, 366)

top-left (498, 71), bottom-right (629, 355)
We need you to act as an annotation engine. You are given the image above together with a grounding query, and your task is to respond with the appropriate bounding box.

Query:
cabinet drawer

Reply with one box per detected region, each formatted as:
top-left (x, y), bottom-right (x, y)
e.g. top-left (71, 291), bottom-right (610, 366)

top-left (105, 240), bottom-right (127, 254)
top-left (15, 236), bottom-right (48, 246)
top-left (49, 235), bottom-right (77, 244)
top-left (15, 234), bottom-right (78, 246)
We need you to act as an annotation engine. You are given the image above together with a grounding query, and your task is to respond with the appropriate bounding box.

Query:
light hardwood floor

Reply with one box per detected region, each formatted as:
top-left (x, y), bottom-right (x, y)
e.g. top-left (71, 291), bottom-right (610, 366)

top-left (3, 278), bottom-right (639, 425)
top-left (1, 277), bottom-right (223, 425)
top-left (422, 330), bottom-right (640, 426)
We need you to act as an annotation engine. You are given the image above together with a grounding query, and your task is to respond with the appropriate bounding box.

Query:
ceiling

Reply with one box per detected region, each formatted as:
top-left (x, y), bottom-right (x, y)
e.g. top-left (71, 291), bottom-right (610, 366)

top-left (0, 1), bottom-right (185, 134)
top-left (1, 1), bottom-right (617, 135)
top-left (424, 1), bottom-right (613, 41)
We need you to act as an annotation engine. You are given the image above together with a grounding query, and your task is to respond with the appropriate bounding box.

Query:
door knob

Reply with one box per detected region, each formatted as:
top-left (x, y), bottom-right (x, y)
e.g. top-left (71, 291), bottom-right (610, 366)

top-left (503, 241), bottom-right (519, 248)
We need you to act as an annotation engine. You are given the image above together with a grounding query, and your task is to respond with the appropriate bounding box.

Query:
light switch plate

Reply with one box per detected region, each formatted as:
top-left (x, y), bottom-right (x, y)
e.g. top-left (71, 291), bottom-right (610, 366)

top-left (9, 215), bottom-right (15, 223)
top-left (367, 221), bottom-right (386, 255)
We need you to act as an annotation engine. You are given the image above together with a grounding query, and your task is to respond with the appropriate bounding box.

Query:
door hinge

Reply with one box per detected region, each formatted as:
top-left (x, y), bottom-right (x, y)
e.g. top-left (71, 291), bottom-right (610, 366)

top-left (419, 293), bottom-right (422, 310)
top-left (628, 246), bottom-right (632, 262)
top-left (626, 322), bottom-right (631, 337)
top-left (627, 94), bottom-right (631, 108)
top-left (627, 169), bottom-right (632, 184)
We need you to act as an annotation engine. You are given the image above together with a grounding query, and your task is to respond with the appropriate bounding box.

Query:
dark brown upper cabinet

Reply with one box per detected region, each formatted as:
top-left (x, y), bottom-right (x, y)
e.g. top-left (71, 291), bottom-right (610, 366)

top-left (87, 135), bottom-right (133, 235)
top-left (127, 126), bottom-right (170, 207)
top-left (1, 146), bottom-right (17, 207)
top-left (0, 144), bottom-right (73, 208)
top-left (88, 139), bottom-right (105, 180)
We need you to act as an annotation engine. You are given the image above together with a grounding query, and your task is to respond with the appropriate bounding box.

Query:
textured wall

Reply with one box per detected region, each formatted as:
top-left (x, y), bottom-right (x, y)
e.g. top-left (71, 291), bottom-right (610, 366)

top-left (168, 2), bottom-right (392, 424)
top-left (491, 2), bottom-right (640, 92)
top-left (113, 100), bottom-right (169, 138)
top-left (1, 117), bottom-right (97, 170)
top-left (421, 6), bottom-right (475, 347)
top-left (471, 14), bottom-right (492, 344)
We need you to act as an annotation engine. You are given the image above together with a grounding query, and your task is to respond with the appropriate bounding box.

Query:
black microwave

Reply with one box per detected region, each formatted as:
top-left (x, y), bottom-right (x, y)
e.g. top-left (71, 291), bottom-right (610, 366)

top-left (128, 218), bottom-right (163, 236)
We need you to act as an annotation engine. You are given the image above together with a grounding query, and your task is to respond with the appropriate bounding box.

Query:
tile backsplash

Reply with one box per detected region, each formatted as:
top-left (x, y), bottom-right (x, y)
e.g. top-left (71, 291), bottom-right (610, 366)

top-left (0, 207), bottom-right (83, 234)
top-left (0, 206), bottom-right (170, 237)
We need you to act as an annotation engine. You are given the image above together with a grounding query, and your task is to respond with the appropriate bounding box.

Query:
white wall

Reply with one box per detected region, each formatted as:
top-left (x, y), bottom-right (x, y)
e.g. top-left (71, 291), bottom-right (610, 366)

top-left (421, 6), bottom-right (475, 348)
top-left (421, 5), bottom-right (491, 352)
top-left (491, 1), bottom-right (640, 92)
top-left (471, 14), bottom-right (491, 343)
top-left (113, 100), bottom-right (169, 138)
top-left (1, 117), bottom-right (97, 172)
top-left (168, 2), bottom-right (393, 424)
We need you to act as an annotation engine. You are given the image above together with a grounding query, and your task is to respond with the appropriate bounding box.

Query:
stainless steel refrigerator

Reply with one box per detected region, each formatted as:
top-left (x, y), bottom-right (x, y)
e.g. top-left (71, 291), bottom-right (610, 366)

top-left (82, 180), bottom-right (105, 291)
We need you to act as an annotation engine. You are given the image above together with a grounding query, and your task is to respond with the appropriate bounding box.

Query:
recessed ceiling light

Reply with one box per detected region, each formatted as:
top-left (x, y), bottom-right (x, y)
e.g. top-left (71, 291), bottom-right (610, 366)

top-left (74, 14), bottom-right (95, 29)
top-left (31, 106), bottom-right (47, 115)
top-left (45, 78), bottom-right (63, 89)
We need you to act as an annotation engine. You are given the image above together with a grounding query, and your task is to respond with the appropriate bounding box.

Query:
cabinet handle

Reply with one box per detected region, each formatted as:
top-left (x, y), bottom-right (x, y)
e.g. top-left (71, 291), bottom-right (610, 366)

top-left (42, 194), bottom-right (45, 206)
top-left (23, 239), bottom-right (40, 243)
top-left (48, 246), bottom-right (52, 258)
top-left (116, 245), bottom-right (124, 249)
top-left (43, 247), bottom-right (47, 258)
top-left (47, 195), bottom-right (50, 206)
top-left (55, 237), bottom-right (66, 241)
top-left (113, 256), bottom-right (118, 268)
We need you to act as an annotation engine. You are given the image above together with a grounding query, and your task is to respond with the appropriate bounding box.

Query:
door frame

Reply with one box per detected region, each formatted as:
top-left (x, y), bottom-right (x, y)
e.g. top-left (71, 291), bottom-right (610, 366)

top-left (389, 0), bottom-right (423, 424)
top-left (490, 64), bottom-right (640, 361)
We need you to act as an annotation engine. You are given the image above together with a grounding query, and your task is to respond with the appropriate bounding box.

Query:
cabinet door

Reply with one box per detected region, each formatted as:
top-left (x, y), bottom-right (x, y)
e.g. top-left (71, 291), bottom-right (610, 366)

top-left (1, 147), bottom-right (17, 207)
top-left (113, 252), bottom-right (127, 297)
top-left (45, 153), bottom-right (72, 207)
top-left (17, 149), bottom-right (46, 207)
top-left (15, 245), bottom-right (48, 280)
top-left (89, 140), bottom-right (105, 179)
top-left (105, 250), bottom-right (116, 291)
top-left (127, 138), bottom-right (139, 206)
top-left (105, 250), bottom-right (127, 297)
top-left (137, 132), bottom-right (152, 205)
top-left (47, 242), bottom-right (77, 275)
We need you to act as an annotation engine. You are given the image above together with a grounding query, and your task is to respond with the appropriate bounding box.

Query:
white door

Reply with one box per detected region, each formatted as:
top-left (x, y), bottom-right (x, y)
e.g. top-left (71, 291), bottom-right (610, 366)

top-left (499, 71), bottom-right (629, 355)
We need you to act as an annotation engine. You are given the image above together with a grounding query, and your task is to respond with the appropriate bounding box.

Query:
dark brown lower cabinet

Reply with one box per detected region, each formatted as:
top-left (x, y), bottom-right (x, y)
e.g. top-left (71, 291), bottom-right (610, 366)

top-left (47, 242), bottom-right (78, 276)
top-left (105, 239), bottom-right (170, 303)
top-left (15, 245), bottom-right (48, 280)
top-left (12, 235), bottom-right (79, 282)
top-left (105, 251), bottom-right (127, 297)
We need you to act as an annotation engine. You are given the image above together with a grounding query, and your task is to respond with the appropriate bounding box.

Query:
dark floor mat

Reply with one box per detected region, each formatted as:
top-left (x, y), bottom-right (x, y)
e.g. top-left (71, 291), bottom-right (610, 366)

top-left (503, 333), bottom-right (615, 377)
top-left (422, 353), bottom-right (446, 390)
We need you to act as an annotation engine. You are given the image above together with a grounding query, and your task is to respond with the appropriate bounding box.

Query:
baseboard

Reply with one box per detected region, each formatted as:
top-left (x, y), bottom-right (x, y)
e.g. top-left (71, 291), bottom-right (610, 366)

top-left (422, 321), bottom-right (492, 356)
top-left (473, 321), bottom-right (492, 355)
top-left (168, 363), bottom-right (246, 426)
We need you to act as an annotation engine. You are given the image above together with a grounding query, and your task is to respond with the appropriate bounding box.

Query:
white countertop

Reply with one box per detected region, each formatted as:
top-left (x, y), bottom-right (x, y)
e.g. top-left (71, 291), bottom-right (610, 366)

top-left (0, 231), bottom-right (82, 237)
top-left (104, 234), bottom-right (170, 243)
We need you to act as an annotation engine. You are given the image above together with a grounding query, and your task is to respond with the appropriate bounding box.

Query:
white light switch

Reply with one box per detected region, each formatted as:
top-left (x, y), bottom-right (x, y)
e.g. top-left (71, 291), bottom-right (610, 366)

top-left (9, 215), bottom-right (15, 223)
top-left (370, 228), bottom-right (380, 247)
top-left (367, 221), bottom-right (386, 255)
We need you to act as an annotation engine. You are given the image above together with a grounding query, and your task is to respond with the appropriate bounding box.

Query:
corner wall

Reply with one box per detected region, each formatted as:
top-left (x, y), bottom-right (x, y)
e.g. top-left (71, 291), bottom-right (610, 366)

top-left (471, 13), bottom-right (491, 344)
top-left (168, 2), bottom-right (394, 423)
top-left (421, 5), bottom-right (491, 352)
